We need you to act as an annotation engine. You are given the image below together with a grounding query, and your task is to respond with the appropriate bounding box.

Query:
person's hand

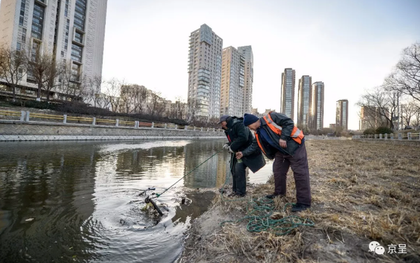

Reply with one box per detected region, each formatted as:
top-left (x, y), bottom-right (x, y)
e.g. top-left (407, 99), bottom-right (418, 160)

top-left (223, 143), bottom-right (230, 150)
top-left (236, 152), bottom-right (243, 159)
top-left (279, 139), bottom-right (287, 148)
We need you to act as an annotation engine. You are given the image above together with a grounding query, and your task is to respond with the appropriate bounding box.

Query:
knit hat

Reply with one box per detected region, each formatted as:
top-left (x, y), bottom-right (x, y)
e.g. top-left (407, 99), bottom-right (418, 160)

top-left (243, 113), bottom-right (259, 126)
top-left (218, 115), bottom-right (230, 124)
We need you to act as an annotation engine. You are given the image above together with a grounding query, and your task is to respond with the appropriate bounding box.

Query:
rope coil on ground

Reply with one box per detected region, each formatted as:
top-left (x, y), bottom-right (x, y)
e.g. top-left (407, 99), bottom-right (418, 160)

top-left (219, 160), bottom-right (314, 235)
top-left (220, 197), bottom-right (315, 236)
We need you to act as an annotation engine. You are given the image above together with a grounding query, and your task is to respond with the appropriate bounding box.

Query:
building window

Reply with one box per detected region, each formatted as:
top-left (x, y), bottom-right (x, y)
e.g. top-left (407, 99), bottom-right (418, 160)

top-left (71, 62), bottom-right (81, 82)
top-left (31, 40), bottom-right (41, 62)
top-left (73, 30), bottom-right (83, 44)
top-left (19, 0), bottom-right (26, 26)
top-left (65, 0), bottom-right (70, 17)
top-left (27, 68), bottom-right (36, 83)
top-left (74, 0), bottom-right (87, 32)
top-left (71, 44), bottom-right (83, 63)
top-left (31, 3), bottom-right (45, 40)
top-left (64, 19), bottom-right (70, 50)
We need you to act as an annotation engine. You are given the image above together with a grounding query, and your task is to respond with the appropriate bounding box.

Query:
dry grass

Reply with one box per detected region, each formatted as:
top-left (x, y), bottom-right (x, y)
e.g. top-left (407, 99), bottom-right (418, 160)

top-left (179, 140), bottom-right (420, 263)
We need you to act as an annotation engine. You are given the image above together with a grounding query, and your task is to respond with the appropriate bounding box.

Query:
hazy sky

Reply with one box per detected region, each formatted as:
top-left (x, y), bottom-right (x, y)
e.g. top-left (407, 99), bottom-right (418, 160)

top-left (101, 0), bottom-right (419, 130)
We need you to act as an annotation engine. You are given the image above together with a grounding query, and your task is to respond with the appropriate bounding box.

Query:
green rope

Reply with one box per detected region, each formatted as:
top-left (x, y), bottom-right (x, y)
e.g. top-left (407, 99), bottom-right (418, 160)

top-left (220, 197), bottom-right (315, 236)
top-left (219, 160), bottom-right (314, 235)
top-left (153, 149), bottom-right (223, 199)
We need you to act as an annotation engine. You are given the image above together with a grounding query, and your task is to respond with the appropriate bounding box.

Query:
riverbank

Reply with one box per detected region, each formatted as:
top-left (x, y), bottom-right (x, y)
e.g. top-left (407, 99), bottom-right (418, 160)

top-left (178, 139), bottom-right (420, 262)
top-left (0, 106), bottom-right (224, 141)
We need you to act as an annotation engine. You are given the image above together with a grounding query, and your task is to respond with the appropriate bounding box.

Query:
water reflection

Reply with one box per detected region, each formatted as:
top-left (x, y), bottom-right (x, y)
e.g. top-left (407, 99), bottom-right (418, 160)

top-left (0, 139), bottom-right (271, 262)
top-left (0, 141), bottom-right (99, 262)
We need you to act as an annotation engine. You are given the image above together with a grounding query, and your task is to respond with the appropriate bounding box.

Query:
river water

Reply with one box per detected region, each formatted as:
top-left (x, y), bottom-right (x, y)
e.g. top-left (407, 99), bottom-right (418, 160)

top-left (0, 139), bottom-right (272, 262)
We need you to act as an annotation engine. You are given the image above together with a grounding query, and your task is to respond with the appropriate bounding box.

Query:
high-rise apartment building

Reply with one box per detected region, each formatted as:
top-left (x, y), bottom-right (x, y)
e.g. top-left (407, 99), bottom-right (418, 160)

top-left (336, 99), bottom-right (349, 131)
top-left (310, 81), bottom-right (324, 131)
top-left (0, 0), bottom-right (108, 96)
top-left (187, 24), bottom-right (223, 119)
top-left (238, 45), bottom-right (253, 114)
top-left (297, 75), bottom-right (312, 129)
top-left (220, 46), bottom-right (244, 116)
top-left (280, 68), bottom-right (296, 120)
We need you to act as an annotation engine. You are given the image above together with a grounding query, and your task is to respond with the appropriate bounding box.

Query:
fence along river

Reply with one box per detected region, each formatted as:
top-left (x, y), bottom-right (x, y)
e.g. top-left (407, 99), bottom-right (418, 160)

top-left (0, 108), bottom-right (224, 141)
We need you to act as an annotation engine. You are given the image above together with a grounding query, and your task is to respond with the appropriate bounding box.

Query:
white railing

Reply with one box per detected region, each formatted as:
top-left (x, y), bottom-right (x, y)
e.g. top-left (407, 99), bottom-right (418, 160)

top-left (352, 132), bottom-right (420, 141)
top-left (0, 109), bottom-right (223, 133)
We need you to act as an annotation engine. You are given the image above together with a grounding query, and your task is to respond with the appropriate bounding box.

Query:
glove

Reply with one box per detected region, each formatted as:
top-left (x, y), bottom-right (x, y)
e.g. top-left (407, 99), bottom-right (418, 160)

top-left (223, 143), bottom-right (230, 150)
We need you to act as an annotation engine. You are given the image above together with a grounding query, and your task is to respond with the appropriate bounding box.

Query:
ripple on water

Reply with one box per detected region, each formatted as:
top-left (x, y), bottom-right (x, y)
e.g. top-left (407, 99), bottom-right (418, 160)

top-left (81, 188), bottom-right (185, 262)
top-left (0, 139), bottom-right (263, 262)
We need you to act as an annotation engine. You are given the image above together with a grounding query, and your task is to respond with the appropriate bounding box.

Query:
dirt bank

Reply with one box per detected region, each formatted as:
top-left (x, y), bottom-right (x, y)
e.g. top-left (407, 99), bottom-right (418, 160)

top-left (179, 139), bottom-right (420, 263)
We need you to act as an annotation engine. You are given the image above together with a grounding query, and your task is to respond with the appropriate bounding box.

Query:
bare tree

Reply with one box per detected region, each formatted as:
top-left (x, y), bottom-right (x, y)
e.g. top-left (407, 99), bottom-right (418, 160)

top-left (187, 98), bottom-right (199, 122)
top-left (167, 98), bottom-right (181, 119)
top-left (120, 84), bottom-right (137, 114)
top-left (357, 86), bottom-right (396, 129)
top-left (57, 62), bottom-right (72, 96)
top-left (173, 97), bottom-right (187, 120)
top-left (26, 46), bottom-right (59, 101)
top-left (133, 85), bottom-right (149, 114)
top-left (386, 42), bottom-right (420, 102)
top-left (44, 59), bottom-right (63, 102)
top-left (102, 78), bottom-right (125, 112)
top-left (81, 75), bottom-right (103, 107)
top-left (118, 84), bottom-right (151, 114)
top-left (167, 99), bottom-right (181, 120)
top-left (147, 91), bottom-right (165, 117)
top-left (412, 106), bottom-right (420, 128)
top-left (0, 47), bottom-right (27, 101)
top-left (357, 106), bottom-right (379, 130)
top-left (57, 61), bottom-right (87, 101)
top-left (92, 76), bottom-right (104, 107)
top-left (401, 100), bottom-right (419, 128)
top-left (95, 93), bottom-right (111, 110)
top-left (167, 102), bottom-right (176, 119)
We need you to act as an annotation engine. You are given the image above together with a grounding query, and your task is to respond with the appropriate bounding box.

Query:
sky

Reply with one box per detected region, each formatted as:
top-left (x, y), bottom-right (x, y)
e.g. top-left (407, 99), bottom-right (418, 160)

top-left (101, 0), bottom-right (420, 130)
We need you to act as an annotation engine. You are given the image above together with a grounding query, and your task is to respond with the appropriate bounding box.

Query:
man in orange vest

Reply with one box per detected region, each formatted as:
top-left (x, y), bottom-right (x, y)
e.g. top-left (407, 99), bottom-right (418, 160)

top-left (237, 112), bottom-right (311, 212)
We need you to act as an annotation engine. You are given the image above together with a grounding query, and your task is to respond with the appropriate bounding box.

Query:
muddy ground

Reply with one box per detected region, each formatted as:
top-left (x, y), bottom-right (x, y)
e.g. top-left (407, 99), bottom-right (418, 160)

top-left (178, 139), bottom-right (420, 263)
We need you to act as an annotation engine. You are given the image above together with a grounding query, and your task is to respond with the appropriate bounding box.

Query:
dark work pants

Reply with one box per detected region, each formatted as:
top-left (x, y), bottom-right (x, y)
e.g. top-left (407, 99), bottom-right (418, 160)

top-left (272, 143), bottom-right (311, 206)
top-left (232, 160), bottom-right (246, 195)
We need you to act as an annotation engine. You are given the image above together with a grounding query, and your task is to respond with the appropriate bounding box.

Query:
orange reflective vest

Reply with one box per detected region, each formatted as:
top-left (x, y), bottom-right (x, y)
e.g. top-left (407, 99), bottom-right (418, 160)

top-left (255, 112), bottom-right (304, 156)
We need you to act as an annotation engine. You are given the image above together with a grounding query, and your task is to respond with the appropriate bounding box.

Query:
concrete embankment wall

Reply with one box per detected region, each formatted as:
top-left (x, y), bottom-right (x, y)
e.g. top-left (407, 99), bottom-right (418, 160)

top-left (0, 121), bottom-right (225, 141)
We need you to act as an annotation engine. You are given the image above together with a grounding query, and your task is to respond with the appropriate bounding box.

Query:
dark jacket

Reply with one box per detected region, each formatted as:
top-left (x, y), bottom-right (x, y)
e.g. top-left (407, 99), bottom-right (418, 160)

top-left (255, 112), bottom-right (304, 159)
top-left (224, 116), bottom-right (265, 173)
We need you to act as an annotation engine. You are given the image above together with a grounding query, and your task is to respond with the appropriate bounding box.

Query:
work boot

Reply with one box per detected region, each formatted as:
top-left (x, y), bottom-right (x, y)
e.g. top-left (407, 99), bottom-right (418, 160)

top-left (237, 193), bottom-right (246, 197)
top-left (291, 203), bottom-right (311, 212)
top-left (265, 193), bottom-right (284, 199)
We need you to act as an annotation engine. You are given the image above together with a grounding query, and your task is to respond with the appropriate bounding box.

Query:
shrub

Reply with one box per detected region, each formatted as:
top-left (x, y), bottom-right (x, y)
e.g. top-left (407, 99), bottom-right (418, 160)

top-left (363, 128), bottom-right (376, 135)
top-left (376, 126), bottom-right (393, 135)
top-left (10, 99), bottom-right (56, 110)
